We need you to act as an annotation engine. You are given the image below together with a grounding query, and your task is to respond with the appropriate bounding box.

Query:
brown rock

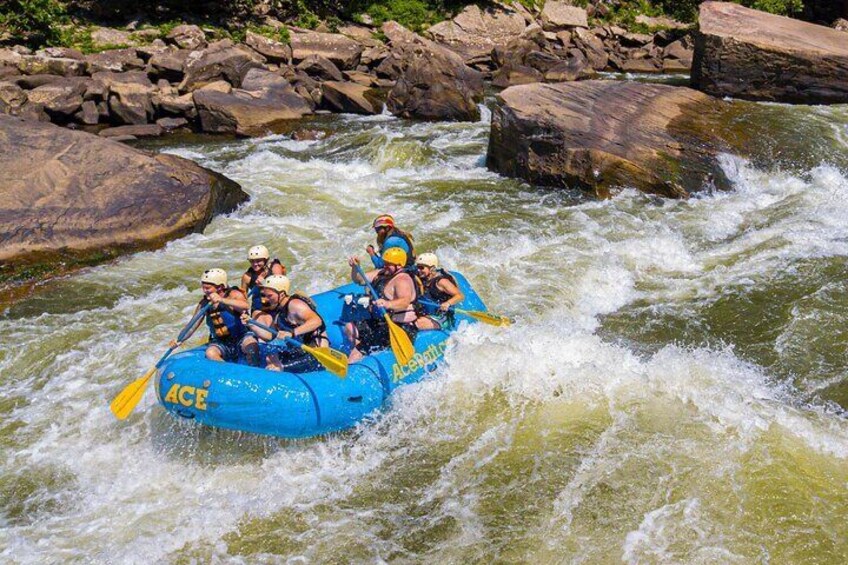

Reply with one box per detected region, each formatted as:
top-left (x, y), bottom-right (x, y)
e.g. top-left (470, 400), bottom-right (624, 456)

top-left (15, 74), bottom-right (64, 89)
top-left (337, 24), bottom-right (380, 46)
top-left (635, 15), bottom-right (689, 30)
top-left (383, 21), bottom-right (484, 121)
top-left (108, 81), bottom-right (154, 125)
top-left (26, 79), bottom-right (86, 120)
top-left (492, 64), bottom-right (543, 87)
top-left (193, 71), bottom-right (312, 136)
top-left (361, 45), bottom-right (389, 67)
top-left (198, 80), bottom-right (233, 93)
top-left (84, 48), bottom-right (145, 73)
top-left (99, 124), bottom-right (163, 138)
top-left (0, 115), bottom-right (247, 274)
top-left (90, 27), bottom-right (135, 49)
top-left (18, 56), bottom-right (86, 77)
top-left (692, 1), bottom-right (848, 103)
top-left (290, 31), bottom-right (363, 70)
top-left (37, 47), bottom-right (84, 60)
top-left (156, 116), bottom-right (188, 130)
top-left (487, 81), bottom-right (737, 198)
top-left (425, 4), bottom-right (526, 63)
top-left (149, 47), bottom-right (191, 82)
top-left (155, 92), bottom-right (196, 118)
top-left (75, 100), bottom-right (100, 125)
top-left (166, 25), bottom-right (207, 51)
top-left (663, 58), bottom-right (692, 73)
top-left (296, 55), bottom-right (343, 82)
top-left (179, 41), bottom-right (265, 92)
top-left (245, 31), bottom-right (292, 64)
top-left (0, 81), bottom-right (27, 111)
top-left (544, 50), bottom-right (591, 82)
top-left (343, 70), bottom-right (377, 86)
top-left (574, 28), bottom-right (608, 70)
top-left (540, 2), bottom-right (588, 31)
top-left (321, 81), bottom-right (378, 114)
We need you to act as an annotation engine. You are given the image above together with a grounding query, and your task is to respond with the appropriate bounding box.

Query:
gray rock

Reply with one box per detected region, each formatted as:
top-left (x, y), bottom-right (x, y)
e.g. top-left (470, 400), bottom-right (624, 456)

top-left (18, 56), bottom-right (86, 77)
top-left (26, 79), bottom-right (87, 120)
top-left (290, 31), bottom-right (362, 70)
top-left (75, 100), bottom-right (100, 124)
top-left (296, 54), bottom-right (343, 82)
top-left (156, 116), bottom-right (188, 130)
top-left (540, 2), bottom-right (588, 31)
top-left (149, 47), bottom-right (190, 82)
top-left (245, 31), bottom-right (292, 64)
top-left (179, 41), bottom-right (265, 92)
top-left (84, 48), bottom-right (145, 73)
top-left (99, 124), bottom-right (163, 137)
top-left (166, 25), bottom-right (207, 50)
top-left (321, 81), bottom-right (378, 114)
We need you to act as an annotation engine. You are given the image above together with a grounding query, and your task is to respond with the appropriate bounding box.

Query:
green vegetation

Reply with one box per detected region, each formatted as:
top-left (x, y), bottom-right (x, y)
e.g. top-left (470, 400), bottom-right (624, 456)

top-left (0, 0), bottom-right (67, 47)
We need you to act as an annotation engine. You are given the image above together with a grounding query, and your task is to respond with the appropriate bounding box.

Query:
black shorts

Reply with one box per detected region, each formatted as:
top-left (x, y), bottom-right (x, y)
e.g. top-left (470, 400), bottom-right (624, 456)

top-left (355, 317), bottom-right (418, 355)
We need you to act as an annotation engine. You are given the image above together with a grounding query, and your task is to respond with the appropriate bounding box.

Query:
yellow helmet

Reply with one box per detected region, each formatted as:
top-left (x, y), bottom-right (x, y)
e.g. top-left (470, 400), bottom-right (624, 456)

top-left (248, 245), bottom-right (270, 260)
top-left (415, 252), bottom-right (438, 269)
top-left (201, 268), bottom-right (228, 286)
top-left (260, 275), bottom-right (290, 294)
top-left (382, 247), bottom-right (407, 267)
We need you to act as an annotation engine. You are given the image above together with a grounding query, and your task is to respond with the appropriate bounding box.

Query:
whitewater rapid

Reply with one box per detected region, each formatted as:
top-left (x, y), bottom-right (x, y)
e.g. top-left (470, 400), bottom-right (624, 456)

top-left (1, 104), bottom-right (847, 563)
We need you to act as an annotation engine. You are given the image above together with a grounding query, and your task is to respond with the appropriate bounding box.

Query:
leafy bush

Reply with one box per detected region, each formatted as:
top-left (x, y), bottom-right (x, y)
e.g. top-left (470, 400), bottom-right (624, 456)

top-left (0, 0), bottom-right (67, 47)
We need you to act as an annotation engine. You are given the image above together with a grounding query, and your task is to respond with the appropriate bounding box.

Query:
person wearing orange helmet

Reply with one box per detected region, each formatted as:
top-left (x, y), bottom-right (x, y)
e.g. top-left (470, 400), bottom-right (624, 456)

top-left (366, 214), bottom-right (416, 269)
top-left (345, 247), bottom-right (419, 361)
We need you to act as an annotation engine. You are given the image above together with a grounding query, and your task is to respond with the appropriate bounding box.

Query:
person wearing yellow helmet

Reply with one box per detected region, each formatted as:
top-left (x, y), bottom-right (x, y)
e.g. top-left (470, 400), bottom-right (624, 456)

top-left (344, 246), bottom-right (420, 361)
top-left (240, 245), bottom-right (286, 311)
top-left (366, 214), bottom-right (416, 268)
top-left (172, 268), bottom-right (259, 365)
top-left (414, 252), bottom-right (464, 330)
top-left (240, 275), bottom-right (329, 372)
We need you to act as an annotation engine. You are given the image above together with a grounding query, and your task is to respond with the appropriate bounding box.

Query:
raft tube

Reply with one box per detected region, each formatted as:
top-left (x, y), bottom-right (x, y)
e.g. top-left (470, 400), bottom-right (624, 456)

top-left (155, 272), bottom-right (485, 438)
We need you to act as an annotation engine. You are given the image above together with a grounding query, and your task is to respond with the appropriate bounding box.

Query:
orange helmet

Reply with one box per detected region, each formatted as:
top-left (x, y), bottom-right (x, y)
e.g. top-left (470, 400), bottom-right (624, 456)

top-left (372, 215), bottom-right (395, 230)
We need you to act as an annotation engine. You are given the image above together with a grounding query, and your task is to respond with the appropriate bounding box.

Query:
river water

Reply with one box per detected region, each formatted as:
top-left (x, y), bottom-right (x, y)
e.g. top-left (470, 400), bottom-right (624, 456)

top-left (1, 99), bottom-right (847, 563)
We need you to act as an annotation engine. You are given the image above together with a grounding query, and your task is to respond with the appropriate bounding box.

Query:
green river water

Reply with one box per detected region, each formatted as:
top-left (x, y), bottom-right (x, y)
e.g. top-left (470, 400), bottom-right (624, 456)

top-left (1, 98), bottom-right (847, 563)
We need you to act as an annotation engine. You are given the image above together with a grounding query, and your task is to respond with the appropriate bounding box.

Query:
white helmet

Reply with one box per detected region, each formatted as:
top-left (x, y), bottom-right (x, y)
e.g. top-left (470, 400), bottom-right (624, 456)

top-left (260, 275), bottom-right (290, 294)
top-left (415, 252), bottom-right (439, 269)
top-left (248, 245), bottom-right (270, 261)
top-left (201, 268), bottom-right (228, 286)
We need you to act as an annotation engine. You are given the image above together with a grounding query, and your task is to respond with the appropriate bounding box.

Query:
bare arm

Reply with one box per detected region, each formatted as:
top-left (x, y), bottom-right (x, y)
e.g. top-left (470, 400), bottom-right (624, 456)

top-left (436, 278), bottom-right (464, 309)
top-left (288, 300), bottom-right (323, 338)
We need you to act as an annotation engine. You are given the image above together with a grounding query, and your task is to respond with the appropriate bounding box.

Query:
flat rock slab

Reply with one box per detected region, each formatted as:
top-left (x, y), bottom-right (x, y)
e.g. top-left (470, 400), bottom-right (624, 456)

top-left (692, 1), bottom-right (848, 103)
top-left (487, 81), bottom-right (749, 198)
top-left (290, 31), bottom-right (362, 70)
top-left (0, 115), bottom-right (247, 272)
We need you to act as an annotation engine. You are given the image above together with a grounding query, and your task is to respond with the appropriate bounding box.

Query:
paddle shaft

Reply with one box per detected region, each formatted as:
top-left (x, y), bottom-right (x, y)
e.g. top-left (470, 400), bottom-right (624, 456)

top-left (160, 303), bottom-right (212, 366)
top-left (354, 264), bottom-right (391, 317)
top-left (246, 318), bottom-right (308, 349)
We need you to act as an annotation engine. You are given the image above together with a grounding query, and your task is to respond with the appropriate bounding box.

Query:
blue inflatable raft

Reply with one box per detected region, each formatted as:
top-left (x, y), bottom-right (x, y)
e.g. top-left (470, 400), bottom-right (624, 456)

top-left (155, 272), bottom-right (485, 438)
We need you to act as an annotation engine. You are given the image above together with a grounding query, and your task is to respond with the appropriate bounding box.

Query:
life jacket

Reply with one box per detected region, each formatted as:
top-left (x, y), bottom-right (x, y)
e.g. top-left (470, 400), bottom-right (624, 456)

top-left (271, 293), bottom-right (327, 346)
top-left (372, 269), bottom-right (422, 319)
top-left (203, 288), bottom-right (246, 342)
top-left (422, 269), bottom-right (458, 304)
top-left (379, 229), bottom-right (416, 267)
top-left (244, 258), bottom-right (285, 310)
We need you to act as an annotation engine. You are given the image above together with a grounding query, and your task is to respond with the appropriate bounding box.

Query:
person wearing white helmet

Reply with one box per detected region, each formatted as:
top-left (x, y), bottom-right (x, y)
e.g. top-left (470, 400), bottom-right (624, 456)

top-left (345, 246), bottom-right (420, 362)
top-left (173, 268), bottom-right (259, 365)
top-left (414, 252), bottom-right (464, 330)
top-left (241, 275), bottom-right (329, 372)
top-left (240, 245), bottom-right (286, 311)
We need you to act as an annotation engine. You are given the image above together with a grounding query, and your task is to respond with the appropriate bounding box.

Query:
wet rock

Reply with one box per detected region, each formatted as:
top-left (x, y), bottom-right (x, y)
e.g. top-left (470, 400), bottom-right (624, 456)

top-left (179, 41), bottom-right (265, 92)
top-left (290, 31), bottom-right (362, 70)
top-left (540, 2), bottom-right (588, 31)
top-left (99, 124), bottom-right (163, 138)
top-left (487, 81), bottom-right (744, 198)
top-left (692, 1), bottom-right (848, 103)
top-left (0, 115), bottom-right (247, 272)
top-left (321, 81), bottom-right (378, 114)
top-left (245, 31), bottom-right (292, 64)
top-left (296, 55), bottom-right (343, 82)
top-left (84, 48), bottom-right (145, 73)
top-left (166, 25), bottom-right (207, 51)
top-left (149, 47), bottom-right (191, 82)
top-left (383, 21), bottom-right (484, 121)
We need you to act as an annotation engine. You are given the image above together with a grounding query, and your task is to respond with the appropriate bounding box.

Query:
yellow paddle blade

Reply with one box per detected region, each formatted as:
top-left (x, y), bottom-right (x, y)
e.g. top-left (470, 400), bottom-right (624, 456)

top-left (384, 313), bottom-right (415, 366)
top-left (301, 344), bottom-right (349, 378)
top-left (109, 366), bottom-right (156, 420)
top-left (456, 308), bottom-right (513, 327)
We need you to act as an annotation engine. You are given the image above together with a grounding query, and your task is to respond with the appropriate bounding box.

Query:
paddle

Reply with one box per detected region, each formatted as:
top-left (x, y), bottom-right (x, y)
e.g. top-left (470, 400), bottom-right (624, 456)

top-left (110, 303), bottom-right (211, 420)
top-left (354, 264), bottom-right (415, 365)
top-left (246, 319), bottom-right (348, 378)
top-left (419, 299), bottom-right (512, 327)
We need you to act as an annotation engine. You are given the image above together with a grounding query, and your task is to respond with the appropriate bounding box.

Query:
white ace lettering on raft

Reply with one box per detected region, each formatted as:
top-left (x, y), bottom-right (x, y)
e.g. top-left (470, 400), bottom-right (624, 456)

top-left (163, 383), bottom-right (209, 410)
top-left (392, 342), bottom-right (447, 382)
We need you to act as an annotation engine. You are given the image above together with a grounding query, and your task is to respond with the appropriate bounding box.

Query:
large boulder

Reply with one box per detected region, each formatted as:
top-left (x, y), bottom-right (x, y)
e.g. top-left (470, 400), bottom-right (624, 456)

top-left (84, 48), bottom-right (145, 73)
top-left (692, 1), bottom-right (848, 104)
top-left (166, 25), bottom-right (207, 51)
top-left (193, 68), bottom-right (312, 136)
top-left (18, 55), bottom-right (86, 77)
top-left (245, 31), bottom-right (292, 64)
top-left (25, 79), bottom-right (87, 121)
top-left (179, 41), bottom-right (265, 92)
top-left (149, 47), bottom-right (191, 82)
top-left (486, 81), bottom-right (762, 198)
top-left (0, 115), bottom-right (247, 279)
top-left (540, 2), bottom-right (588, 31)
top-left (321, 81), bottom-right (379, 114)
top-left (425, 4), bottom-right (527, 63)
top-left (290, 31), bottom-right (362, 70)
top-left (383, 21), bottom-right (484, 121)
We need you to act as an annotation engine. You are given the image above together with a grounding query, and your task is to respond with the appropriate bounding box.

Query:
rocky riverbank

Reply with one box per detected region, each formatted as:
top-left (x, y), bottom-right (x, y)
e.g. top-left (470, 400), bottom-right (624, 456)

top-left (0, 2), bottom-right (694, 138)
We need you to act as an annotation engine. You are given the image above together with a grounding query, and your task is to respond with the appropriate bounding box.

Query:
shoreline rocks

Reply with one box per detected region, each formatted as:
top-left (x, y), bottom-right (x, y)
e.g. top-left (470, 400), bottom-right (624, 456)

top-left (692, 1), bottom-right (848, 104)
top-left (0, 114), bottom-right (247, 282)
